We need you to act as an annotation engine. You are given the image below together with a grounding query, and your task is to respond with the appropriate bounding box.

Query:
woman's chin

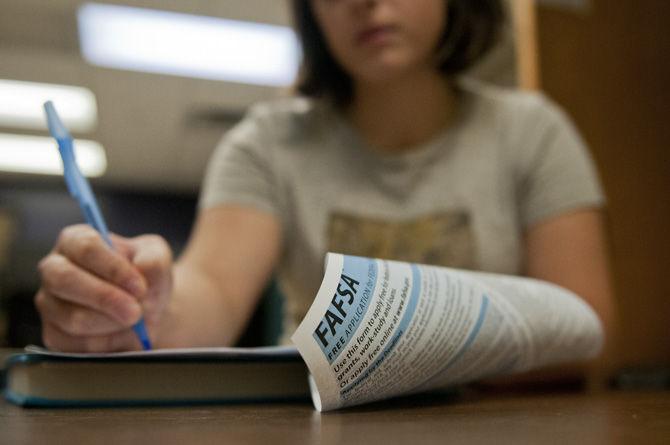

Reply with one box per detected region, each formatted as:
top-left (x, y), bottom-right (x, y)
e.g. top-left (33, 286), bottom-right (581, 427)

top-left (348, 52), bottom-right (432, 85)
top-left (353, 65), bottom-right (427, 86)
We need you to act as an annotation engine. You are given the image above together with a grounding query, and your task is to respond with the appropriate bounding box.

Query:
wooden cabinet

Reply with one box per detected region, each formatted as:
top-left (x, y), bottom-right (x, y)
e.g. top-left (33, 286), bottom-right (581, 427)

top-left (537, 0), bottom-right (670, 367)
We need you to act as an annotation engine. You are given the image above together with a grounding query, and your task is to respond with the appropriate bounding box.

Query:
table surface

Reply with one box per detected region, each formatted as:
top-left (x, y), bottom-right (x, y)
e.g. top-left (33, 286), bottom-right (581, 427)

top-left (1, 389), bottom-right (669, 445)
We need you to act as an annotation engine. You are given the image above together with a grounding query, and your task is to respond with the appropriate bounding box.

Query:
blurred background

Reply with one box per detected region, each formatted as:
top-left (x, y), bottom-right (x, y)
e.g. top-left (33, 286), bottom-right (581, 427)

top-left (0, 0), bottom-right (667, 381)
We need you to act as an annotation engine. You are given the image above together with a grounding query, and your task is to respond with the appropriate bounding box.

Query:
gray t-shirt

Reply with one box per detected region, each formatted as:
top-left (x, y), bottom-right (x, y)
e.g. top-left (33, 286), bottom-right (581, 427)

top-left (199, 80), bottom-right (605, 343)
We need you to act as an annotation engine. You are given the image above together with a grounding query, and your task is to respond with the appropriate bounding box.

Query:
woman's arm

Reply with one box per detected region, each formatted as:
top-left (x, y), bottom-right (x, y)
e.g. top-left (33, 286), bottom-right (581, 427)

top-left (482, 208), bottom-right (618, 389)
top-left (524, 208), bottom-right (617, 347)
top-left (154, 205), bottom-right (282, 348)
top-left (524, 207), bottom-right (617, 385)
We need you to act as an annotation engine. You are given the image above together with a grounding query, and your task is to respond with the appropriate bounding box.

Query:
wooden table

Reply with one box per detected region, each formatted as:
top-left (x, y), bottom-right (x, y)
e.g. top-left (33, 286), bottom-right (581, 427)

top-left (1, 389), bottom-right (669, 444)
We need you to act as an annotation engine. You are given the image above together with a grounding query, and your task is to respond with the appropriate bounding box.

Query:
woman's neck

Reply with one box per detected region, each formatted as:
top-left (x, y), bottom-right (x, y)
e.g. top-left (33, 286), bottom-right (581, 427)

top-left (348, 70), bottom-right (457, 153)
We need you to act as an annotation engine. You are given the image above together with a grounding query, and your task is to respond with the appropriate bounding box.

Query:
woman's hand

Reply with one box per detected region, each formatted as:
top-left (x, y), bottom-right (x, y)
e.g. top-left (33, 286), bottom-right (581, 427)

top-left (35, 224), bottom-right (173, 352)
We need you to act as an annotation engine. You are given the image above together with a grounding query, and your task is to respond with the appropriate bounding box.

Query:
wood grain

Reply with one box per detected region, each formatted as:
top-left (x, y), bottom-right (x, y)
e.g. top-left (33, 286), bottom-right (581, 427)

top-left (2, 390), bottom-right (669, 444)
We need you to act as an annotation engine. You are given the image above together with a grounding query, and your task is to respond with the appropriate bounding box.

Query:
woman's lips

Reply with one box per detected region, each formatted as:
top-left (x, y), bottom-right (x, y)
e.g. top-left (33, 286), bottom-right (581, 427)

top-left (356, 25), bottom-right (398, 46)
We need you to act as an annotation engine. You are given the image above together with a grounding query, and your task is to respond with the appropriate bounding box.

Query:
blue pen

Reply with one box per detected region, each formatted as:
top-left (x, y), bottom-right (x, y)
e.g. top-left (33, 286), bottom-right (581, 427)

top-left (43, 101), bottom-right (152, 350)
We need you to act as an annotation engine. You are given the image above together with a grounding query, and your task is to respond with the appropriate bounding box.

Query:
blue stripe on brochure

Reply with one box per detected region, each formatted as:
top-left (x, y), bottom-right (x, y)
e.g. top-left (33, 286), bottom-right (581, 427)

top-left (418, 294), bottom-right (490, 390)
top-left (341, 263), bottom-right (421, 396)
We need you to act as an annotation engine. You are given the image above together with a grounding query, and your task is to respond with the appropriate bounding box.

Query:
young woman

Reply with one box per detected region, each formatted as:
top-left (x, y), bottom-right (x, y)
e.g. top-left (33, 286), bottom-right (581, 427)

top-left (34, 0), bottom-right (615, 376)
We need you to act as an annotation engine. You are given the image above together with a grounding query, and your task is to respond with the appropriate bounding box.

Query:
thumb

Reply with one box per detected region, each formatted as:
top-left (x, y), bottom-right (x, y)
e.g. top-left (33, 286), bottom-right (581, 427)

top-left (110, 232), bottom-right (139, 261)
top-left (127, 234), bottom-right (174, 323)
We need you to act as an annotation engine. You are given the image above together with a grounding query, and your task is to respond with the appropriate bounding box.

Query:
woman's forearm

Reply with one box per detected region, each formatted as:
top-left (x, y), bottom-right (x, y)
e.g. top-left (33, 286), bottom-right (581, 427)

top-left (153, 262), bottom-right (252, 348)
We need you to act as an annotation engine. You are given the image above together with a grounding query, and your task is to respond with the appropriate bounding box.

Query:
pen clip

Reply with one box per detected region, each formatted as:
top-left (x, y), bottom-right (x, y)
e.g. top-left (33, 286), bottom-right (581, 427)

top-left (59, 141), bottom-right (82, 199)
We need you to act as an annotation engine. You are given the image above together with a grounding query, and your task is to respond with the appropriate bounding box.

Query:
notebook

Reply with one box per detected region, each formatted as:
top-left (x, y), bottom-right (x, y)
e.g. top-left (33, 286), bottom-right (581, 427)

top-left (3, 346), bottom-right (309, 407)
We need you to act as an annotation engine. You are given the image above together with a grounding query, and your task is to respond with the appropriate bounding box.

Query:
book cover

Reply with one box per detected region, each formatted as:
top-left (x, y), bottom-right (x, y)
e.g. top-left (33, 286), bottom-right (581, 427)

top-left (4, 346), bottom-right (309, 407)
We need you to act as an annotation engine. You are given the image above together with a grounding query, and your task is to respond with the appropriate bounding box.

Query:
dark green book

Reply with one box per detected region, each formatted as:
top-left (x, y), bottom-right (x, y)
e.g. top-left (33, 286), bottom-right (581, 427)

top-left (4, 346), bottom-right (309, 407)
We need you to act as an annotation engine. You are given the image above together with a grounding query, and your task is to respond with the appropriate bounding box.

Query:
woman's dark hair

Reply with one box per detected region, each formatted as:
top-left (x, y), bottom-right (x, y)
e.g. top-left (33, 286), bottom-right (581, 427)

top-left (291, 0), bottom-right (505, 107)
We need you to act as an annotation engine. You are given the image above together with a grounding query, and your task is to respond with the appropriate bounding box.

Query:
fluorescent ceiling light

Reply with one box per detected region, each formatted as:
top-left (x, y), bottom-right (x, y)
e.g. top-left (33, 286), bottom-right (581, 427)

top-left (0, 79), bottom-right (98, 132)
top-left (78, 3), bottom-right (301, 86)
top-left (0, 133), bottom-right (106, 177)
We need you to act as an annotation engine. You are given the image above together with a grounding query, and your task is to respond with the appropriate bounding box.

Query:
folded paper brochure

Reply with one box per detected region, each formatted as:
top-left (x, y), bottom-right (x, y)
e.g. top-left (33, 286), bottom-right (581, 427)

top-left (291, 253), bottom-right (602, 411)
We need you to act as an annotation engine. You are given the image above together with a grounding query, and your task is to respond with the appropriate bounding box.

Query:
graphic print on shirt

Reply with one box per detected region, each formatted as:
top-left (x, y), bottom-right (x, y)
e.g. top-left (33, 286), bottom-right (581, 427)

top-left (327, 211), bottom-right (475, 269)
